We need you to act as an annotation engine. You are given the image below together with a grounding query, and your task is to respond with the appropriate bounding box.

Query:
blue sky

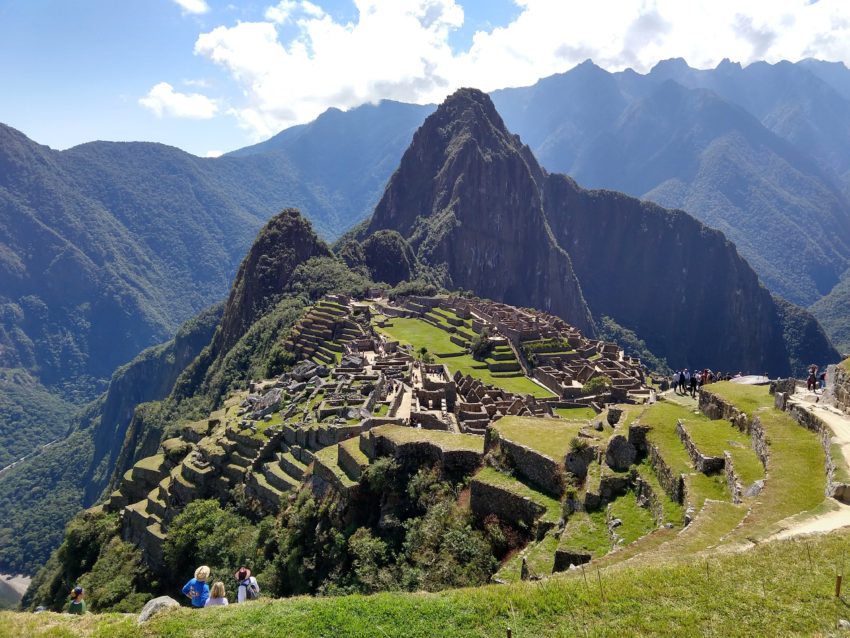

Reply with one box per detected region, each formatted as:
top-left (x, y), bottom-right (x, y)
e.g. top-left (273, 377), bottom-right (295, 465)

top-left (1, 0), bottom-right (849, 157)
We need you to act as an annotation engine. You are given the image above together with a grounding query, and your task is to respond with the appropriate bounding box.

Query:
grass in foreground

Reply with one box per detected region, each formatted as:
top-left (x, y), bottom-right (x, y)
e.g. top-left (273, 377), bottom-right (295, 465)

top-left (9, 530), bottom-right (850, 637)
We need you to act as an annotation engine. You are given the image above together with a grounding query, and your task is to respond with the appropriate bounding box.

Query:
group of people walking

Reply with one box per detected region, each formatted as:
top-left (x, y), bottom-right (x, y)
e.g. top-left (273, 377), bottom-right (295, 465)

top-left (670, 368), bottom-right (732, 398)
top-left (182, 565), bottom-right (260, 608)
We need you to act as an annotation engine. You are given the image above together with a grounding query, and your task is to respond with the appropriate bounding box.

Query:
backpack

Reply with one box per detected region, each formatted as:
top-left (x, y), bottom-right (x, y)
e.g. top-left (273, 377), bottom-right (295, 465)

top-left (242, 578), bottom-right (259, 600)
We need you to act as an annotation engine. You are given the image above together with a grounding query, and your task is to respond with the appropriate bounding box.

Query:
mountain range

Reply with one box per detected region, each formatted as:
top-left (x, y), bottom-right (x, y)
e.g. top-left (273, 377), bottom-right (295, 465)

top-left (1, 58), bottom-right (848, 578)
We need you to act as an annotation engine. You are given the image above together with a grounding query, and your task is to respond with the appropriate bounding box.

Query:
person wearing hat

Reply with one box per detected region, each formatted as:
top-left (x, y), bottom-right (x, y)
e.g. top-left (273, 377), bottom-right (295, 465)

top-left (234, 567), bottom-right (259, 603)
top-left (182, 565), bottom-right (210, 608)
top-left (67, 586), bottom-right (86, 614)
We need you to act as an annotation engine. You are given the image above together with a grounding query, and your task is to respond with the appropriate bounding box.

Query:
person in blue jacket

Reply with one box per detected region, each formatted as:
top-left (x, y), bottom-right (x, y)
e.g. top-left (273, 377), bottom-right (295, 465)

top-left (182, 565), bottom-right (210, 608)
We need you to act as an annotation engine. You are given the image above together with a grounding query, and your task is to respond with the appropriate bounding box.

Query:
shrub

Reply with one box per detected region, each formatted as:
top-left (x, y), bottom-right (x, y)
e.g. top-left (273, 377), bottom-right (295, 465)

top-left (581, 375), bottom-right (612, 396)
top-left (569, 437), bottom-right (589, 453)
top-left (469, 329), bottom-right (494, 361)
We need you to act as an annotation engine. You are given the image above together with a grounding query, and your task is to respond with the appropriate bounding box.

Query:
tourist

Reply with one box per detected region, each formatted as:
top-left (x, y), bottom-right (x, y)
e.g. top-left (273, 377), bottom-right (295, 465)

top-left (690, 371), bottom-right (699, 397)
top-left (819, 370), bottom-right (827, 390)
top-left (807, 368), bottom-right (818, 392)
top-left (235, 567), bottom-right (260, 602)
top-left (672, 370), bottom-right (680, 393)
top-left (182, 565), bottom-right (210, 608)
top-left (204, 581), bottom-right (229, 607)
top-left (681, 369), bottom-right (690, 394)
top-left (67, 586), bottom-right (85, 614)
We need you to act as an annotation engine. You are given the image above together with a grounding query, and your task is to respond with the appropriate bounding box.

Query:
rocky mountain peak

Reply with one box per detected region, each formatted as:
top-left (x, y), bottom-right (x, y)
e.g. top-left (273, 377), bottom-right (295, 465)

top-left (216, 208), bottom-right (331, 353)
top-left (365, 88), bottom-right (594, 333)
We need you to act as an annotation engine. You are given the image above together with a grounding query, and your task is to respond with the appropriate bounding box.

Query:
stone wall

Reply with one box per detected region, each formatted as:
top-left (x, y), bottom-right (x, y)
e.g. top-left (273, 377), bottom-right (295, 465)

top-left (647, 442), bottom-right (684, 504)
top-left (498, 437), bottom-right (565, 497)
top-left (469, 478), bottom-right (548, 532)
top-left (750, 416), bottom-right (770, 469)
top-left (723, 451), bottom-right (743, 504)
top-left (371, 432), bottom-right (483, 478)
top-left (833, 364), bottom-right (850, 416)
top-left (698, 389), bottom-right (750, 433)
top-left (633, 471), bottom-right (664, 525)
top-left (675, 420), bottom-right (724, 474)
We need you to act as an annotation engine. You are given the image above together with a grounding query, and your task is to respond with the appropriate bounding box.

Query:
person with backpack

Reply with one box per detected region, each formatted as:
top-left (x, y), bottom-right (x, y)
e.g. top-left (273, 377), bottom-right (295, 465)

top-left (235, 567), bottom-right (259, 603)
top-left (182, 565), bottom-right (210, 608)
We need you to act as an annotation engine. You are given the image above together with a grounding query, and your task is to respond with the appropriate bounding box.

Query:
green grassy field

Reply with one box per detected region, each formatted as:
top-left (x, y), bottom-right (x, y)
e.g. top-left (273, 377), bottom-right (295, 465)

top-left (9, 529), bottom-right (850, 637)
top-left (375, 317), bottom-right (553, 397)
top-left (554, 406), bottom-right (597, 420)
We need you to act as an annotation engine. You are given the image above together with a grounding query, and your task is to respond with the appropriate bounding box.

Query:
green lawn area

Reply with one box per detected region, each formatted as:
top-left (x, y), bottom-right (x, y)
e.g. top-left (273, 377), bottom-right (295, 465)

top-left (558, 510), bottom-right (612, 558)
top-left (704, 382), bottom-right (773, 418)
top-left (491, 416), bottom-right (588, 460)
top-left (372, 424), bottom-right (484, 454)
top-left (697, 383), bottom-right (827, 543)
top-left (607, 491), bottom-right (657, 545)
top-left (473, 466), bottom-right (562, 524)
top-left (10, 529), bottom-right (850, 637)
top-left (725, 408), bottom-right (826, 543)
top-left (375, 317), bottom-right (553, 397)
top-left (652, 500), bottom-right (747, 557)
top-left (554, 406), bottom-right (598, 420)
top-left (683, 419), bottom-right (764, 487)
top-left (524, 531), bottom-right (560, 577)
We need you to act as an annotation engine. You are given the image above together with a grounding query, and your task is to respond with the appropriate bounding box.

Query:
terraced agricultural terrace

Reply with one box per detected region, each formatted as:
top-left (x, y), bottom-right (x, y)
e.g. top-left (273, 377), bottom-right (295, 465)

top-left (106, 294), bottom-right (849, 591)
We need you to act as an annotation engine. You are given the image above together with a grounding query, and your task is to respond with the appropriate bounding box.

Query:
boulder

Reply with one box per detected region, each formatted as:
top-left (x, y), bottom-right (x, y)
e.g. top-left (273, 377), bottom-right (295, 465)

top-left (137, 596), bottom-right (180, 624)
top-left (607, 408), bottom-right (623, 427)
top-left (605, 435), bottom-right (636, 471)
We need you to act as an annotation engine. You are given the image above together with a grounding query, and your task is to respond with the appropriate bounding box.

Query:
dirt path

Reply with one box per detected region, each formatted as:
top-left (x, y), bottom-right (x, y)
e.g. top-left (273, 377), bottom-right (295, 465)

top-left (770, 500), bottom-right (850, 541)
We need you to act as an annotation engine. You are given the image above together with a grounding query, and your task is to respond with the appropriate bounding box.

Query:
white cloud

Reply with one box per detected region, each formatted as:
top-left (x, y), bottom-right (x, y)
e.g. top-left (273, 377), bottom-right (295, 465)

top-left (139, 82), bottom-right (219, 119)
top-left (205, 149), bottom-right (224, 157)
top-left (179, 0), bottom-right (850, 139)
top-left (173, 0), bottom-right (210, 15)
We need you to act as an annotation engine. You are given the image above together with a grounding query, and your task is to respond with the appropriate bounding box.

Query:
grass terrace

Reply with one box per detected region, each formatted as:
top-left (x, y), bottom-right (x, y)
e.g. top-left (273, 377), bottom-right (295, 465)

top-left (607, 491), bottom-right (657, 545)
top-left (639, 401), bottom-right (730, 509)
top-left (473, 466), bottom-right (562, 525)
top-left (558, 510), bottom-right (612, 557)
top-left (554, 406), bottom-right (597, 421)
top-left (372, 425), bottom-right (485, 454)
top-left (683, 419), bottom-right (764, 487)
top-left (491, 416), bottom-right (589, 460)
top-left (725, 407), bottom-right (826, 543)
top-left (705, 381), bottom-right (773, 417)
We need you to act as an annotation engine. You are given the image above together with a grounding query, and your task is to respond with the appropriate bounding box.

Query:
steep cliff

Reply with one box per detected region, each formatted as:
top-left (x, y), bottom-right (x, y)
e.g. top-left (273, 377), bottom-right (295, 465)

top-left (544, 174), bottom-right (811, 374)
top-left (365, 88), bottom-right (594, 333)
top-left (362, 88), bottom-right (837, 375)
